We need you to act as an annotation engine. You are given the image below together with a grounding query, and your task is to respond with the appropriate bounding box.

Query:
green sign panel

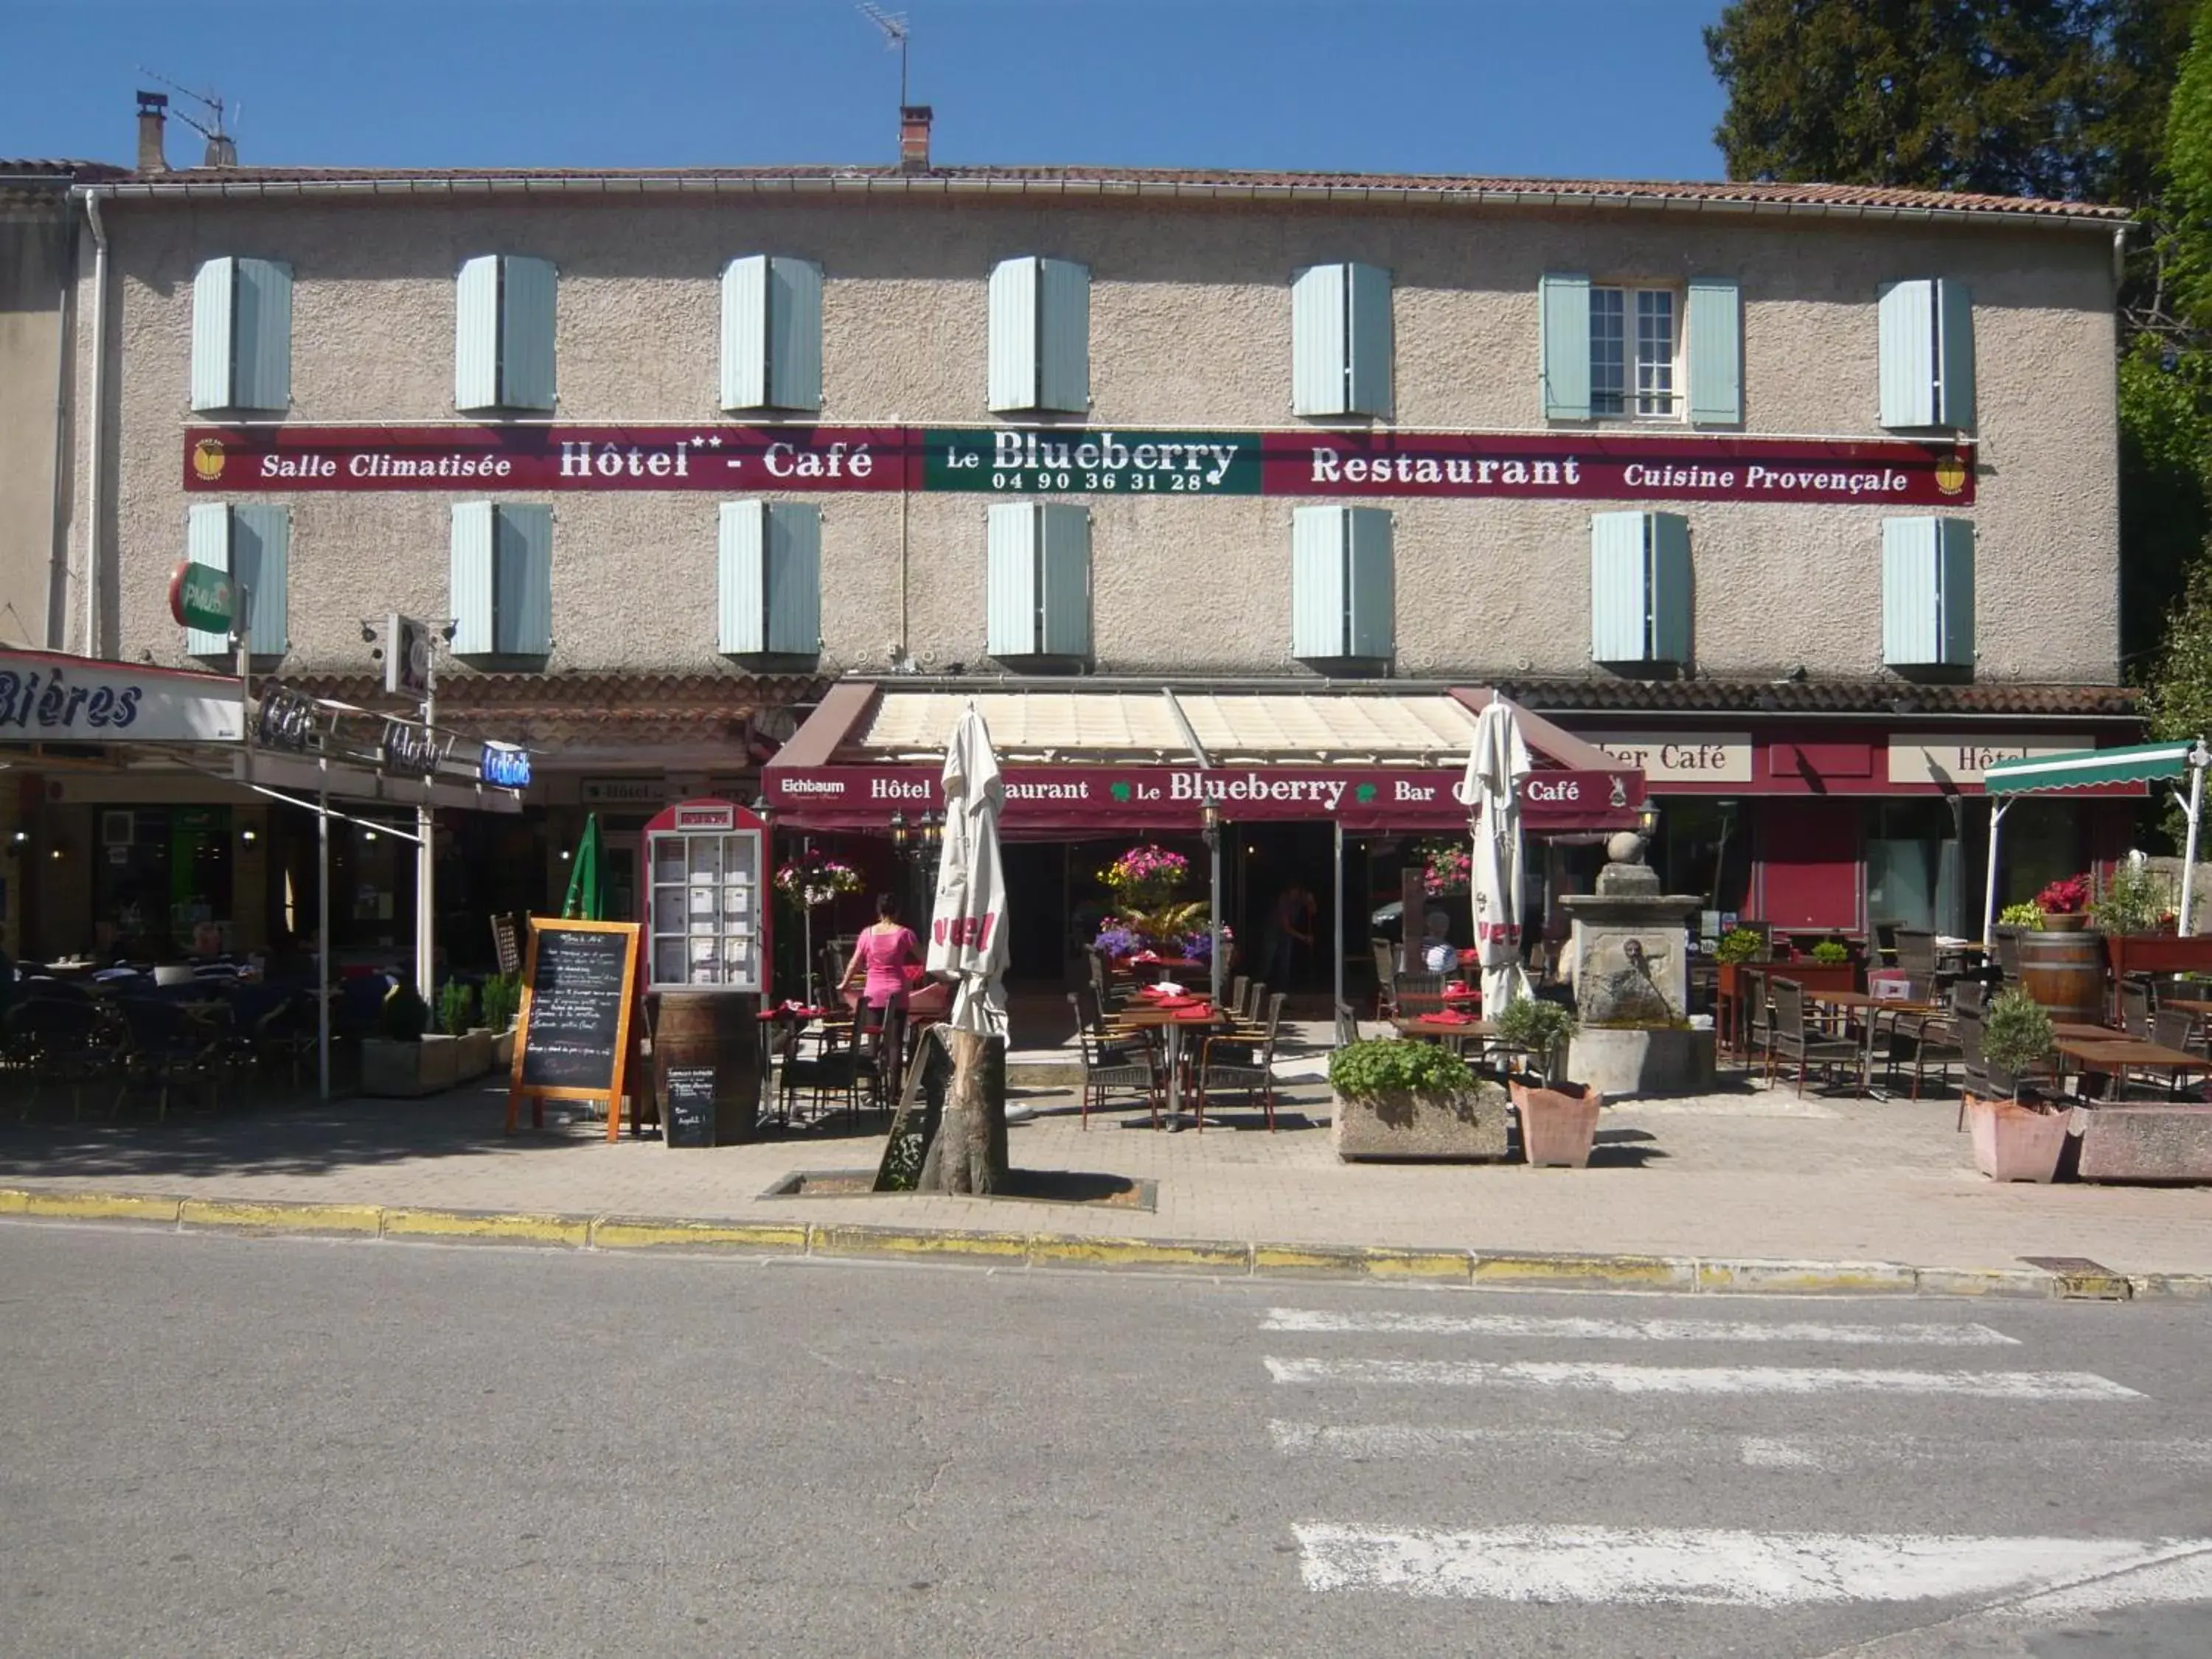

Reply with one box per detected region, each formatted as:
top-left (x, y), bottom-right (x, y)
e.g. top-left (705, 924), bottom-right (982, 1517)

top-left (924, 428), bottom-right (1262, 495)
top-left (168, 560), bottom-right (235, 635)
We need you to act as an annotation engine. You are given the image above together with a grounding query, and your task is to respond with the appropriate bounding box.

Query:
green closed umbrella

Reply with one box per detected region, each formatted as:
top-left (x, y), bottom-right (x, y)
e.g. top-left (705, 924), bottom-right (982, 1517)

top-left (562, 813), bottom-right (604, 920)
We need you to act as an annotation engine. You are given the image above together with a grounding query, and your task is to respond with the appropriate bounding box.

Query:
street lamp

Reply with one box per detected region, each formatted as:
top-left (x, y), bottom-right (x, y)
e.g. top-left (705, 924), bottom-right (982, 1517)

top-left (890, 808), bottom-right (909, 852)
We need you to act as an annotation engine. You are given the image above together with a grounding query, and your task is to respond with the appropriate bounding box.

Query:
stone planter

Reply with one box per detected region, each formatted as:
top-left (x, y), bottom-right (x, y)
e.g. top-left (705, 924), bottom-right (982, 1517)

top-left (2076, 1102), bottom-right (2212, 1181)
top-left (490, 1027), bottom-right (516, 1072)
top-left (1964, 1093), bottom-right (2067, 1183)
top-left (455, 1029), bottom-right (494, 1081)
top-left (1509, 1079), bottom-right (1603, 1168)
top-left (359, 1036), bottom-right (459, 1099)
top-left (1332, 1081), bottom-right (1509, 1161)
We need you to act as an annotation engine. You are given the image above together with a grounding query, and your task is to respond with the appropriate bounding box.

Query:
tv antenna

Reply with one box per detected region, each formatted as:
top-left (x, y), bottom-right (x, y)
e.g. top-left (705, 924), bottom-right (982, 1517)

top-left (136, 66), bottom-right (237, 149)
top-left (858, 4), bottom-right (910, 106)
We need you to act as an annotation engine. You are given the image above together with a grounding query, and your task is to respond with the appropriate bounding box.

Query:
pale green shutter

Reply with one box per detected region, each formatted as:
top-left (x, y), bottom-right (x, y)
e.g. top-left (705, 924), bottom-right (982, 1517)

top-left (1648, 511), bottom-right (1691, 662)
top-left (720, 256), bottom-right (769, 411)
top-left (232, 259), bottom-right (292, 412)
top-left (1684, 277), bottom-right (1740, 426)
top-left (1346, 263), bottom-right (1394, 418)
top-left (185, 504), bottom-right (232, 654)
top-left (1037, 258), bottom-right (1090, 415)
top-left (1037, 504), bottom-right (1091, 657)
top-left (988, 257), bottom-right (1038, 413)
top-left (232, 504), bottom-right (290, 656)
top-left (1290, 505), bottom-right (1346, 655)
top-left (1292, 264), bottom-right (1347, 417)
top-left (498, 256), bottom-right (557, 411)
top-left (494, 504), bottom-right (553, 655)
top-left (986, 502), bottom-right (1039, 654)
top-left (765, 502), bottom-right (822, 653)
top-left (1882, 516), bottom-right (1940, 665)
top-left (1936, 279), bottom-right (1975, 430)
top-left (455, 256), bottom-right (501, 412)
top-left (1936, 518), bottom-right (1975, 666)
top-left (449, 503), bottom-right (495, 654)
top-left (717, 501), bottom-right (765, 654)
top-left (1344, 506), bottom-right (1394, 658)
top-left (1541, 273), bottom-right (1592, 420)
top-left (1590, 511), bottom-right (1649, 661)
top-left (190, 259), bottom-right (237, 412)
top-left (1878, 279), bottom-right (1937, 429)
top-left (767, 257), bottom-right (824, 412)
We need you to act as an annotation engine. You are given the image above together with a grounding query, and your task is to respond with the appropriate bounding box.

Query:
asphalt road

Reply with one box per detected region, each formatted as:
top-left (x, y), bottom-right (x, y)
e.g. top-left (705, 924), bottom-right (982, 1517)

top-left (3, 1225), bottom-right (2210, 1658)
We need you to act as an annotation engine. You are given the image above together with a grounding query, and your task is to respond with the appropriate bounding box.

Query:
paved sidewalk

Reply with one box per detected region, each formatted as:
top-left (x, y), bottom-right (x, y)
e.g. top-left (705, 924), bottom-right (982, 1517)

top-left (2, 1066), bottom-right (2208, 1279)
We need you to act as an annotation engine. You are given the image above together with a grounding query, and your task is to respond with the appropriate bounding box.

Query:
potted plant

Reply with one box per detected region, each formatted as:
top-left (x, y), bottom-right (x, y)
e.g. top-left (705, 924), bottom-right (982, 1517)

top-left (2036, 874), bottom-right (2093, 933)
top-left (442, 980), bottom-right (490, 1082)
top-left (360, 977), bottom-right (456, 1097)
top-left (1327, 1037), bottom-right (1506, 1161)
top-left (1493, 996), bottom-right (1601, 1167)
top-left (1965, 989), bottom-right (2067, 1183)
top-left (480, 972), bottom-right (522, 1071)
top-left (2094, 858), bottom-right (2212, 975)
top-left (1997, 900), bottom-right (2045, 933)
top-left (1809, 939), bottom-right (1850, 967)
top-left (1098, 845), bottom-right (1206, 954)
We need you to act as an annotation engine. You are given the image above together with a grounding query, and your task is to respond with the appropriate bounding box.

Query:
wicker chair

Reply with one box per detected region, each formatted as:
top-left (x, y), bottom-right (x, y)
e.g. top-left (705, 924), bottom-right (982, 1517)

top-left (1371, 940), bottom-right (1399, 1020)
top-left (1392, 971), bottom-right (1449, 1020)
top-left (1065, 991), bottom-right (1164, 1127)
top-left (1195, 992), bottom-right (1285, 1131)
top-left (1766, 978), bottom-right (1865, 1097)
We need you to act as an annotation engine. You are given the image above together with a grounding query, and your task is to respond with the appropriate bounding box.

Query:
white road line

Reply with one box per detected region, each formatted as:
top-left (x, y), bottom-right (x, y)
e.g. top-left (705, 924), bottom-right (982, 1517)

top-left (1264, 1357), bottom-right (2142, 1399)
top-left (1265, 1422), bottom-right (2212, 1470)
top-left (1294, 1525), bottom-right (2212, 1606)
top-left (1261, 1310), bottom-right (2020, 1346)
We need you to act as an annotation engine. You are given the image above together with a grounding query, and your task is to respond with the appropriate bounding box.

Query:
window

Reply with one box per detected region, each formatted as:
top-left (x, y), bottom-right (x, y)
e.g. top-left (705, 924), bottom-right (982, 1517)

top-left (1291, 262), bottom-right (1393, 418)
top-left (1882, 517), bottom-right (1974, 667)
top-left (189, 257), bottom-right (292, 413)
top-left (184, 504), bottom-right (290, 657)
top-left (1878, 279), bottom-right (1975, 431)
top-left (1543, 274), bottom-right (1739, 425)
top-left (717, 501), bottom-right (821, 655)
top-left (1589, 510), bottom-right (1691, 664)
top-left (455, 255), bottom-right (557, 414)
top-left (721, 256), bottom-right (824, 412)
top-left (450, 502), bottom-right (552, 657)
top-left (1290, 505), bottom-right (1394, 660)
top-left (988, 257), bottom-right (1089, 414)
top-left (985, 502), bottom-right (1091, 658)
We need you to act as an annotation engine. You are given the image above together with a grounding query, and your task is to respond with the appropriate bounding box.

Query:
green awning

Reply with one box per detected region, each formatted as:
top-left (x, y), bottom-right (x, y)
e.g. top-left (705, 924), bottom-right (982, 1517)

top-left (1983, 741), bottom-right (2197, 796)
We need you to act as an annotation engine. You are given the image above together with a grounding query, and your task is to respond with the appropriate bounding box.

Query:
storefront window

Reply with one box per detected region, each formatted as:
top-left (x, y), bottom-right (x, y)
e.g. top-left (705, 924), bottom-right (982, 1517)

top-left (93, 806), bottom-right (234, 959)
top-left (1866, 799), bottom-right (1960, 935)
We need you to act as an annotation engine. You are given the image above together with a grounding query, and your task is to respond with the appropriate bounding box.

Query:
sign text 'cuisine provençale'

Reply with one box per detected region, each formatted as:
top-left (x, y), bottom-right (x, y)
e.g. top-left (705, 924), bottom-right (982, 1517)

top-left (187, 425), bottom-right (1974, 507)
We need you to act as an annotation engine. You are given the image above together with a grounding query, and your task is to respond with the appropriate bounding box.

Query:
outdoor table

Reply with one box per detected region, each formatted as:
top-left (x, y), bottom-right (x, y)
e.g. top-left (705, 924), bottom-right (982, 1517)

top-left (2160, 998), bottom-right (2212, 1017)
top-left (1116, 1001), bottom-right (1226, 1123)
top-left (2051, 1035), bottom-right (2212, 1100)
top-left (1807, 990), bottom-right (1941, 1099)
top-left (2051, 1021), bottom-right (2126, 1042)
top-left (1121, 955), bottom-right (1203, 985)
top-left (1391, 1013), bottom-right (1495, 1061)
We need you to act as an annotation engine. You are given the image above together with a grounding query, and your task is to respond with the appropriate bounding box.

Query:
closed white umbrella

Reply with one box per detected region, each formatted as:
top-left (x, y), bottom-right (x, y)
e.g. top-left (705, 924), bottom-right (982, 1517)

top-left (918, 702), bottom-right (1009, 1192)
top-left (1465, 700), bottom-right (1533, 1020)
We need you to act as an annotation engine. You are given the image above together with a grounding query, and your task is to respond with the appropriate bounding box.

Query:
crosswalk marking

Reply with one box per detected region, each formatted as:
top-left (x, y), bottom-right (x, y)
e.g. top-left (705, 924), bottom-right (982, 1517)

top-left (1264, 1356), bottom-right (2143, 1399)
top-left (1294, 1525), bottom-right (2212, 1606)
top-left (1262, 1310), bottom-right (2020, 1346)
top-left (1266, 1421), bottom-right (2212, 1469)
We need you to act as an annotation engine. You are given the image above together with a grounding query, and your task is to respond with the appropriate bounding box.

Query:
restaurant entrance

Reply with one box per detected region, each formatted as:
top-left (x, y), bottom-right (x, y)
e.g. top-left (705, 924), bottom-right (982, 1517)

top-left (1234, 821), bottom-right (1337, 994)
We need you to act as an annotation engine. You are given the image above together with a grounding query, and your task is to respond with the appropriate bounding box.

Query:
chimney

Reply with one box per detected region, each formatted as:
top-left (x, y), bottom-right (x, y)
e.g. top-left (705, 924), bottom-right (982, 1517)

top-left (136, 90), bottom-right (169, 174)
top-left (899, 104), bottom-right (932, 173)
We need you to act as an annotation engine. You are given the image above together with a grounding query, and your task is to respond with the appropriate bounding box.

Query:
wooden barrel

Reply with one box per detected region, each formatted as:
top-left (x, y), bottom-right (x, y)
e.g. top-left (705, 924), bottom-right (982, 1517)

top-left (2014, 930), bottom-right (2107, 1027)
top-left (651, 990), bottom-right (762, 1146)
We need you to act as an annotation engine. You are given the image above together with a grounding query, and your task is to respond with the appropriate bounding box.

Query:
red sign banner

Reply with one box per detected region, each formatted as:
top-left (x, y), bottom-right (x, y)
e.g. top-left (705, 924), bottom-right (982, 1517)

top-left (765, 763), bottom-right (1642, 834)
top-left (185, 423), bottom-right (1972, 507)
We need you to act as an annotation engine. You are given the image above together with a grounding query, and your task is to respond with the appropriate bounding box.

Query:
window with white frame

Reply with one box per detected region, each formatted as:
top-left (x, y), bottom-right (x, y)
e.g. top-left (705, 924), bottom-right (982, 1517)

top-left (1589, 285), bottom-right (1679, 419)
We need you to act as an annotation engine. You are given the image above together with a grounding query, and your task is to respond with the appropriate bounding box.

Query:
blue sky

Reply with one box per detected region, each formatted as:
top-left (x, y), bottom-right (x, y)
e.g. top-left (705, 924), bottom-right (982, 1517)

top-left (1, 0), bottom-right (1731, 178)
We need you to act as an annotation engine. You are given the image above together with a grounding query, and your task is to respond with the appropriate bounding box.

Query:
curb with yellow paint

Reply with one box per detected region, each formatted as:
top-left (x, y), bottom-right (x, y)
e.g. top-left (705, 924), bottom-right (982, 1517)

top-left (0, 1186), bottom-right (2201, 1301)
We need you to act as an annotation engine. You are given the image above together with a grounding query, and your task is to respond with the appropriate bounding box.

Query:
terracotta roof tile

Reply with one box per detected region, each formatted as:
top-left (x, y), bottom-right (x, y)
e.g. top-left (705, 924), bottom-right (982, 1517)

top-left (291, 669), bottom-right (826, 747)
top-left (1492, 678), bottom-right (2140, 718)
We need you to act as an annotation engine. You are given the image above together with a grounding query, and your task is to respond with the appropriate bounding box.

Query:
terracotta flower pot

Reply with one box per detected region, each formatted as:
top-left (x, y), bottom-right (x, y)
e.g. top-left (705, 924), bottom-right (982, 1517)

top-left (1964, 1093), bottom-right (2068, 1183)
top-left (1509, 1078), bottom-right (1602, 1168)
top-left (2039, 912), bottom-right (2090, 933)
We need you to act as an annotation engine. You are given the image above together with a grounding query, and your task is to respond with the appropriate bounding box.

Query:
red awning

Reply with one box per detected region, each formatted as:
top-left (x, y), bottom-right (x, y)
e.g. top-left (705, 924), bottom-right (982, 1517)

top-left (763, 684), bottom-right (1643, 836)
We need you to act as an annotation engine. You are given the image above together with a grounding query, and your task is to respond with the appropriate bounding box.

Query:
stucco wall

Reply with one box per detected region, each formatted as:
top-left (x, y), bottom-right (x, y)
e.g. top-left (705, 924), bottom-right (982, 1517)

top-left (71, 192), bottom-right (2120, 685)
top-left (0, 208), bottom-right (71, 650)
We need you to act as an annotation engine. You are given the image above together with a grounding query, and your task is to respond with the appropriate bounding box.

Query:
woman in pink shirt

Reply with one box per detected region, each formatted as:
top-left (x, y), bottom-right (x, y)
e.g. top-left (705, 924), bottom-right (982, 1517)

top-left (841, 892), bottom-right (924, 1080)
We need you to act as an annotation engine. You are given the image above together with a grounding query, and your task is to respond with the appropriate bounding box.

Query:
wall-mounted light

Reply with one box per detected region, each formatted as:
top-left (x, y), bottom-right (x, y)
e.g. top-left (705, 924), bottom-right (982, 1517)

top-left (364, 829), bottom-right (378, 843)
top-left (1200, 800), bottom-right (1220, 849)
top-left (49, 846), bottom-right (63, 860)
top-left (8, 829), bottom-right (24, 846)
top-left (559, 848), bottom-right (571, 862)
top-left (921, 810), bottom-right (942, 849)
top-left (1636, 804), bottom-right (1660, 839)
top-left (240, 826), bottom-right (259, 845)
top-left (889, 808), bottom-right (909, 852)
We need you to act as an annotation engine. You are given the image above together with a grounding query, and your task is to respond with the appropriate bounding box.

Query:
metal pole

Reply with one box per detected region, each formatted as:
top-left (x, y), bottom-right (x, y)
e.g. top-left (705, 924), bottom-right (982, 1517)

top-left (318, 782), bottom-right (331, 1101)
top-left (415, 661), bottom-right (437, 1006)
top-left (1209, 823), bottom-right (1224, 1007)
top-left (1981, 797), bottom-right (2011, 950)
top-left (2182, 745), bottom-right (2208, 937)
top-left (801, 835), bottom-right (814, 1004)
top-left (1332, 819), bottom-right (1345, 1022)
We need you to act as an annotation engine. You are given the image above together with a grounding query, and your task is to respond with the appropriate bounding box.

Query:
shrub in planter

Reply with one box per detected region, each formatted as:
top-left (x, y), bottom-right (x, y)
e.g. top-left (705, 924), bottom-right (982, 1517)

top-left (1997, 900), bottom-right (2045, 933)
top-left (1327, 1039), bottom-right (1506, 1161)
top-left (1809, 940), bottom-right (1851, 966)
top-left (2091, 860), bottom-right (2170, 936)
top-left (1966, 990), bottom-right (2065, 1183)
top-left (480, 972), bottom-right (523, 1070)
top-left (1713, 928), bottom-right (1768, 965)
top-left (1492, 997), bottom-right (1600, 1168)
top-left (361, 979), bottom-right (456, 1097)
top-left (439, 981), bottom-right (490, 1080)
top-left (1492, 995), bottom-right (1577, 1087)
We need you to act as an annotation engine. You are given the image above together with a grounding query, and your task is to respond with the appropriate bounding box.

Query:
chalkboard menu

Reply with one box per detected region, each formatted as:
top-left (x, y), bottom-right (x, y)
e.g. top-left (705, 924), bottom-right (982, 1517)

top-left (505, 919), bottom-right (641, 1137)
top-left (662, 1065), bottom-right (716, 1148)
top-left (490, 913), bottom-right (521, 976)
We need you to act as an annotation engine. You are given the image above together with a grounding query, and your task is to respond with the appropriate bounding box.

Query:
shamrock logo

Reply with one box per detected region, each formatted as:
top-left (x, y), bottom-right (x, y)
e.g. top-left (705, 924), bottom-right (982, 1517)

top-left (1109, 780), bottom-right (1133, 802)
top-left (1354, 783), bottom-right (1377, 804)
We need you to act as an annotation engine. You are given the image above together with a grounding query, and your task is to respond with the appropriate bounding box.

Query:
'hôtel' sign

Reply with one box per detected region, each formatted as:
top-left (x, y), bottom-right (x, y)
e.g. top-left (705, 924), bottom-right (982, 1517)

top-left (187, 425), bottom-right (1974, 508)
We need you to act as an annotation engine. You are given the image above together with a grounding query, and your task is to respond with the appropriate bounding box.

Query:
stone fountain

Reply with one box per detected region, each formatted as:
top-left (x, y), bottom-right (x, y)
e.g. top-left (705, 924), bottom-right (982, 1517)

top-left (1557, 832), bottom-right (1717, 1098)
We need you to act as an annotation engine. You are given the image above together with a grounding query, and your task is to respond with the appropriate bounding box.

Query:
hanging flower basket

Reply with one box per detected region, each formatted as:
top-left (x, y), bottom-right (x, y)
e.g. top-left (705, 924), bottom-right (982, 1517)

top-left (774, 858), bottom-right (863, 910)
top-left (1419, 841), bottom-right (1472, 897)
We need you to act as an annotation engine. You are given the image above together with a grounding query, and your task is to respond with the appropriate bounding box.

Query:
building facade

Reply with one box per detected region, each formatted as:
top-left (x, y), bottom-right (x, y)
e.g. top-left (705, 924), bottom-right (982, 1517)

top-left (19, 105), bottom-right (2139, 967)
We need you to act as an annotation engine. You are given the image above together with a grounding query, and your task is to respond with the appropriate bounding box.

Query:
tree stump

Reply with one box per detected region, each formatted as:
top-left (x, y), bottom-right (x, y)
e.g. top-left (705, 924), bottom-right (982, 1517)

top-left (914, 1029), bottom-right (1009, 1194)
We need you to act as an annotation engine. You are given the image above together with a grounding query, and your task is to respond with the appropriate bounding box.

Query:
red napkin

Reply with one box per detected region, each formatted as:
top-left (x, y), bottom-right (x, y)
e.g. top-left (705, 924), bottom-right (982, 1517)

top-left (1133, 950), bottom-right (1161, 963)
top-left (1458, 948), bottom-right (1481, 965)
top-left (1136, 985), bottom-right (1167, 1002)
top-left (1441, 986), bottom-right (1481, 1003)
top-left (1175, 1002), bottom-right (1214, 1019)
top-left (1429, 1008), bottom-right (1472, 1025)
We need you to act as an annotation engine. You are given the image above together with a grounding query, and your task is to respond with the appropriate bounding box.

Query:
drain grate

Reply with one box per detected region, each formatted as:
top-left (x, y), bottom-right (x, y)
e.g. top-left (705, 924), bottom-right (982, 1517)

top-left (2020, 1255), bottom-right (2134, 1301)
